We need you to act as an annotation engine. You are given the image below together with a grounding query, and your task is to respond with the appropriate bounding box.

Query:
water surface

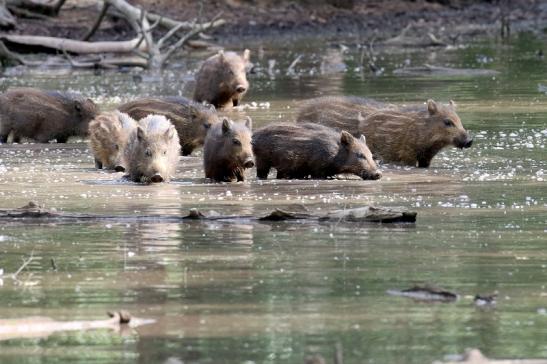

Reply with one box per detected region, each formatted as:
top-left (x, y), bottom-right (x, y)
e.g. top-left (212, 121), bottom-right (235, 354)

top-left (0, 35), bottom-right (546, 363)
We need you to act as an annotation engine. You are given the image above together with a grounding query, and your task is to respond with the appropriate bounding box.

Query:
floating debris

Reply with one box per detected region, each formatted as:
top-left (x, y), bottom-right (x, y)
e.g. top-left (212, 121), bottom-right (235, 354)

top-left (474, 293), bottom-right (497, 307)
top-left (387, 285), bottom-right (459, 302)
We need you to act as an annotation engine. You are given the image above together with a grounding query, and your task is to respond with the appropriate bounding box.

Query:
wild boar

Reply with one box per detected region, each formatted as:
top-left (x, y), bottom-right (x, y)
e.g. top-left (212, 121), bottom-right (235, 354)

top-left (88, 111), bottom-right (138, 171)
top-left (203, 117), bottom-right (254, 182)
top-left (252, 122), bottom-right (381, 180)
top-left (118, 96), bottom-right (219, 155)
top-left (124, 115), bottom-right (180, 183)
top-left (296, 96), bottom-right (472, 167)
top-left (0, 88), bottom-right (98, 143)
top-left (193, 49), bottom-right (251, 110)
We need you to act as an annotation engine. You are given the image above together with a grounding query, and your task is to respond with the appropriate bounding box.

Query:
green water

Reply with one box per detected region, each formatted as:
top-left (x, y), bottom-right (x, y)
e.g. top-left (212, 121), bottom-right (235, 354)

top-left (0, 34), bottom-right (546, 363)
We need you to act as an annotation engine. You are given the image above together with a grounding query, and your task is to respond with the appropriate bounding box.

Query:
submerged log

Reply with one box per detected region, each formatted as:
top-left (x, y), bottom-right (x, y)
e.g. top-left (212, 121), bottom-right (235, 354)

top-left (387, 285), bottom-right (459, 302)
top-left (0, 202), bottom-right (417, 224)
top-left (0, 311), bottom-right (154, 341)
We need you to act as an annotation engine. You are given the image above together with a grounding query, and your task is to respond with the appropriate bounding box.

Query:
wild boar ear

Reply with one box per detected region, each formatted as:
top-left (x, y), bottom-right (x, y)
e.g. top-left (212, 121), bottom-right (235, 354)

top-left (208, 104), bottom-right (216, 112)
top-left (218, 50), bottom-right (225, 62)
top-left (244, 116), bottom-right (252, 130)
top-left (222, 118), bottom-right (232, 134)
top-left (427, 99), bottom-right (438, 115)
top-left (243, 49), bottom-right (251, 63)
top-left (449, 100), bottom-right (457, 109)
top-left (359, 134), bottom-right (366, 145)
top-left (165, 125), bottom-right (175, 140)
top-left (99, 121), bottom-right (109, 134)
top-left (137, 126), bottom-right (145, 141)
top-left (74, 102), bottom-right (82, 112)
top-left (340, 130), bottom-right (354, 146)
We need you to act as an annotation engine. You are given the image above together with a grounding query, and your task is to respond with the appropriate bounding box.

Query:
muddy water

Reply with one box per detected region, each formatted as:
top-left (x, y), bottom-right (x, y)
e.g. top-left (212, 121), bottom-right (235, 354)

top-left (0, 35), bottom-right (546, 364)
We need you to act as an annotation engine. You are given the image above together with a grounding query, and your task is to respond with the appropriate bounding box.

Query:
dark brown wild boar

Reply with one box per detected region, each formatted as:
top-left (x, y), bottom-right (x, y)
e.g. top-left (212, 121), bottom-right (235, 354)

top-left (193, 49), bottom-right (251, 110)
top-left (296, 96), bottom-right (472, 167)
top-left (203, 117), bottom-right (254, 182)
top-left (0, 88), bottom-right (98, 143)
top-left (88, 111), bottom-right (138, 171)
top-left (252, 123), bottom-right (381, 180)
top-left (118, 96), bottom-right (219, 156)
top-left (124, 115), bottom-right (180, 183)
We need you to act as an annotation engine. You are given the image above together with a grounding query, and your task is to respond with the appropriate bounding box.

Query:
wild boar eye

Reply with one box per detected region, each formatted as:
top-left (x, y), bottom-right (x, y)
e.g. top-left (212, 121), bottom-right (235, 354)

top-left (233, 139), bottom-right (241, 146)
top-left (357, 153), bottom-right (365, 159)
top-left (114, 144), bottom-right (119, 151)
top-left (444, 119), bottom-right (455, 127)
top-left (163, 150), bottom-right (167, 155)
top-left (145, 149), bottom-right (152, 157)
top-left (203, 123), bottom-right (211, 129)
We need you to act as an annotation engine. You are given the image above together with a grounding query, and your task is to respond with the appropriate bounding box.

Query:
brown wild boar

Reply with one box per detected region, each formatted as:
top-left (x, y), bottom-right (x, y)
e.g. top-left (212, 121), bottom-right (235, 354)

top-left (124, 115), bottom-right (180, 183)
top-left (118, 96), bottom-right (219, 156)
top-left (252, 123), bottom-right (381, 180)
top-left (203, 117), bottom-right (254, 182)
top-left (0, 88), bottom-right (98, 143)
top-left (88, 111), bottom-right (138, 172)
top-left (296, 96), bottom-right (472, 167)
top-left (193, 49), bottom-right (251, 110)
top-left (296, 96), bottom-right (396, 135)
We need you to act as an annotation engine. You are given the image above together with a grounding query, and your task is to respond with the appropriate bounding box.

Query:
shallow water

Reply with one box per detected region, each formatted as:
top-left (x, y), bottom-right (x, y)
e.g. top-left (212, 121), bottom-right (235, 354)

top-left (0, 34), bottom-right (546, 364)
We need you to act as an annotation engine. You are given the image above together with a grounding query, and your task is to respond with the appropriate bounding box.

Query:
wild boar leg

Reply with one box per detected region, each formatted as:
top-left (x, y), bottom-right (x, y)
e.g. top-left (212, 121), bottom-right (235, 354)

top-left (256, 163), bottom-right (270, 180)
top-left (94, 158), bottom-right (103, 169)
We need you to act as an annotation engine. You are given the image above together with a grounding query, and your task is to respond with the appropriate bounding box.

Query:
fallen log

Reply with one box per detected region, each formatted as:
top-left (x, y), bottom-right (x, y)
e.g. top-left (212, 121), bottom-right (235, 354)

top-left (0, 311), bottom-right (155, 341)
top-left (1, 34), bottom-right (146, 54)
top-left (0, 202), bottom-right (417, 224)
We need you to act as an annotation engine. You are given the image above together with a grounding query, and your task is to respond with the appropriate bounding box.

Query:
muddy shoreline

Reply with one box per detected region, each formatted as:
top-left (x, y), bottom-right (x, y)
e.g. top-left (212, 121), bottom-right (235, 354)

top-left (4, 0), bottom-right (545, 50)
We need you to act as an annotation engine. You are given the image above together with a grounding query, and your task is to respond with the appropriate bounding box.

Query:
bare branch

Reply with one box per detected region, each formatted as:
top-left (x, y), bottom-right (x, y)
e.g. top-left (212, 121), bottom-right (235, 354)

top-left (11, 252), bottom-right (34, 279)
top-left (81, 2), bottom-right (111, 41)
top-left (157, 22), bottom-right (185, 49)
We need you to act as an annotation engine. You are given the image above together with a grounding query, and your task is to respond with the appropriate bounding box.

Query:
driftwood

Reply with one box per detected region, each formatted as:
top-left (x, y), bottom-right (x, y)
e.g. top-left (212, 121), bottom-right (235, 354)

top-left (0, 311), bottom-right (155, 341)
top-left (393, 64), bottom-right (500, 77)
top-left (0, 0), bottom-right (225, 69)
top-left (434, 348), bottom-right (547, 364)
top-left (1, 34), bottom-right (146, 54)
top-left (0, 202), bottom-right (417, 224)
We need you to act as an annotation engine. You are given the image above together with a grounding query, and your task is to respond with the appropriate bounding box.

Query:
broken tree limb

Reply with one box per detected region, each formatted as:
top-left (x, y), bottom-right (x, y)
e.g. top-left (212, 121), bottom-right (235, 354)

top-left (0, 202), bottom-right (417, 224)
top-left (146, 12), bottom-right (226, 31)
top-left (0, 311), bottom-right (155, 341)
top-left (1, 34), bottom-right (146, 54)
top-left (0, 0), bottom-right (225, 69)
top-left (81, 1), bottom-right (111, 41)
top-left (0, 0), bottom-right (15, 28)
top-left (0, 40), bottom-right (26, 65)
